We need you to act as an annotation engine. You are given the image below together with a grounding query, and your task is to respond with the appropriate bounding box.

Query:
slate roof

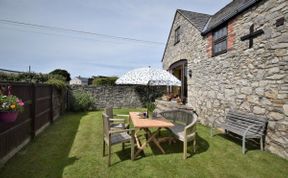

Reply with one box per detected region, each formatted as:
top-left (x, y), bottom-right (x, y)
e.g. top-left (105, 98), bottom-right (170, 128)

top-left (75, 76), bottom-right (89, 83)
top-left (162, 0), bottom-right (262, 61)
top-left (202, 0), bottom-right (262, 34)
top-left (175, 0), bottom-right (262, 34)
top-left (177, 9), bottom-right (211, 31)
top-left (78, 77), bottom-right (88, 82)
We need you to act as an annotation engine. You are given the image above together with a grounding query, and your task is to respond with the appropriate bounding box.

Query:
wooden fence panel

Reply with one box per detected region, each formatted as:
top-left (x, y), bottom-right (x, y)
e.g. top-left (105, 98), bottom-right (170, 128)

top-left (34, 85), bottom-right (51, 133)
top-left (0, 82), bottom-right (66, 165)
top-left (0, 83), bottom-right (32, 160)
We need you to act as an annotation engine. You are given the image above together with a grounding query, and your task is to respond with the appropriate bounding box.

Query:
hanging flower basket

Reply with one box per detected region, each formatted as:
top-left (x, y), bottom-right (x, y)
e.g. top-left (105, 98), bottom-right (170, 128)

top-left (0, 91), bottom-right (24, 123)
top-left (0, 111), bottom-right (19, 123)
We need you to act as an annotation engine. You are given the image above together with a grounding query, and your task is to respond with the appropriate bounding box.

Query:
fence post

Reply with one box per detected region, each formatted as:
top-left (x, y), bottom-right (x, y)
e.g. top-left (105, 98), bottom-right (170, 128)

top-left (30, 83), bottom-right (36, 139)
top-left (50, 86), bottom-right (54, 123)
top-left (66, 89), bottom-right (69, 111)
top-left (65, 89), bottom-right (68, 112)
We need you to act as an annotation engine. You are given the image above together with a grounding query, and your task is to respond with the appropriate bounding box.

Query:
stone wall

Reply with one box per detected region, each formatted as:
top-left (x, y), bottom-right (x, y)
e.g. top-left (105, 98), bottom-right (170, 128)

top-left (162, 11), bottom-right (205, 70)
top-left (162, 0), bottom-right (288, 158)
top-left (191, 0), bottom-right (288, 158)
top-left (70, 85), bottom-right (165, 109)
top-left (52, 88), bottom-right (67, 120)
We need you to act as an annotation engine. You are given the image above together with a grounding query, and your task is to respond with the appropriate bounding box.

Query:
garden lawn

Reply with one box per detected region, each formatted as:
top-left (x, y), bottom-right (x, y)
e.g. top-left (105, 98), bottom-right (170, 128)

top-left (0, 109), bottom-right (287, 178)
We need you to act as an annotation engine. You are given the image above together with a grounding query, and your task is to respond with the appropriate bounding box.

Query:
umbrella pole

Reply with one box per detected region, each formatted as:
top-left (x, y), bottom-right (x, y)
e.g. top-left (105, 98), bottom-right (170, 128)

top-left (146, 85), bottom-right (149, 116)
top-left (146, 85), bottom-right (156, 118)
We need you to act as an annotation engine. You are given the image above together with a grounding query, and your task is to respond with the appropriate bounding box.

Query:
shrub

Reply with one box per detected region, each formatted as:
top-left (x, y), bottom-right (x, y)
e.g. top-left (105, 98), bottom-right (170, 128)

top-left (45, 78), bottom-right (67, 90)
top-left (48, 74), bottom-right (66, 82)
top-left (146, 102), bottom-right (156, 112)
top-left (0, 72), bottom-right (49, 83)
top-left (49, 69), bottom-right (71, 82)
top-left (92, 76), bottom-right (118, 86)
top-left (19, 73), bottom-right (49, 83)
top-left (70, 90), bottom-right (94, 112)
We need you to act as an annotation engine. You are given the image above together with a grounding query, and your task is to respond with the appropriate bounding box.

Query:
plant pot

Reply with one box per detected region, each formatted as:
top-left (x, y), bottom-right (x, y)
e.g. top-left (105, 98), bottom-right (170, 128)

top-left (0, 111), bottom-right (19, 123)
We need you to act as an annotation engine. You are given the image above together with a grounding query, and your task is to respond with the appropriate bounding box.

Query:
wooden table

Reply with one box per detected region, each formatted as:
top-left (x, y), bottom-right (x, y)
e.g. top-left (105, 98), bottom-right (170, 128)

top-left (129, 112), bottom-right (174, 157)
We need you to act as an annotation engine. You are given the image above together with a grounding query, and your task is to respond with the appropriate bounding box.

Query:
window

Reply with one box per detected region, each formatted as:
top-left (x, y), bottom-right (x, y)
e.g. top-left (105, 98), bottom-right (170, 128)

top-left (174, 26), bottom-right (180, 45)
top-left (212, 26), bottom-right (227, 56)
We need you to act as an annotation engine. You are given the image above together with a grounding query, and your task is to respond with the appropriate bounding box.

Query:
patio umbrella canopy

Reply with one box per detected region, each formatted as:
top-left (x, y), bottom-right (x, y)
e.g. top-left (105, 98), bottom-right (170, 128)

top-left (116, 67), bottom-right (181, 86)
top-left (116, 67), bottom-right (181, 116)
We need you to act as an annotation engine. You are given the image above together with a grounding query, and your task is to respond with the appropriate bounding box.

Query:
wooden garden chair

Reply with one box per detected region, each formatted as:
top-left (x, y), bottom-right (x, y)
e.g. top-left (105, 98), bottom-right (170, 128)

top-left (102, 113), bottom-right (135, 166)
top-left (104, 107), bottom-right (129, 130)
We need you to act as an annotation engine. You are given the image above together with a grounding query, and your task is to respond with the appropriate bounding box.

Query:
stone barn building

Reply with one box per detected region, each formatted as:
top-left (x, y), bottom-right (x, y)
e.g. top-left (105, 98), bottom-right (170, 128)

top-left (161, 0), bottom-right (288, 158)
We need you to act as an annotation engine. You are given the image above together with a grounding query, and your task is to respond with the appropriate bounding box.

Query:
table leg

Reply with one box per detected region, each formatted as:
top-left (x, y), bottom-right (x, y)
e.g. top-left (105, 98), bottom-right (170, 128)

top-left (134, 128), bottom-right (167, 157)
top-left (134, 131), bottom-right (155, 157)
top-left (146, 128), bottom-right (166, 154)
top-left (134, 130), bottom-right (141, 148)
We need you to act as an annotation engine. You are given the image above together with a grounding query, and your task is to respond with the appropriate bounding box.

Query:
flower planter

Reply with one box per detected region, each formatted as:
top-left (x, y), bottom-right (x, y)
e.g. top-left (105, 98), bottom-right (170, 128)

top-left (0, 112), bottom-right (19, 123)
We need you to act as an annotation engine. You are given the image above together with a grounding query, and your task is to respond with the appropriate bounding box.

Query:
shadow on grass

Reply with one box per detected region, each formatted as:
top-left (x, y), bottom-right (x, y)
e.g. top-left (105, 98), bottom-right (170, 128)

top-left (119, 129), bottom-right (209, 160)
top-left (216, 132), bottom-right (261, 152)
top-left (0, 112), bottom-right (88, 178)
top-left (114, 146), bottom-right (140, 165)
top-left (150, 132), bottom-right (209, 157)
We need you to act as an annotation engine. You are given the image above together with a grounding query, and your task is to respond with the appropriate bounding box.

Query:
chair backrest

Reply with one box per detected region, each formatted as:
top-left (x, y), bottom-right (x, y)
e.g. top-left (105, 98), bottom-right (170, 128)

top-left (105, 107), bottom-right (114, 118)
top-left (159, 109), bottom-right (195, 125)
top-left (102, 112), bottom-right (111, 138)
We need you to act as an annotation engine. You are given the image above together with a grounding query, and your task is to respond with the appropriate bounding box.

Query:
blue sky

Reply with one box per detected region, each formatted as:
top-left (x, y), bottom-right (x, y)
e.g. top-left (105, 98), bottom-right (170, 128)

top-left (0, 0), bottom-right (230, 78)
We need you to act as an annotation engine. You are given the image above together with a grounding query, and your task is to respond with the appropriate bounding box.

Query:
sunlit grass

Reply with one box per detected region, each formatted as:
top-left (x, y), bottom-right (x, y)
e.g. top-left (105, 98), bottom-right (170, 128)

top-left (0, 108), bottom-right (287, 178)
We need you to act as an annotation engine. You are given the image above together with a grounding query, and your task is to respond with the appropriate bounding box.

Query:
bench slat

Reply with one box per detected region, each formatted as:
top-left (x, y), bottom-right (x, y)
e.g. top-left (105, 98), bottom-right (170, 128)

top-left (227, 115), bottom-right (266, 124)
top-left (224, 124), bottom-right (264, 135)
top-left (227, 116), bottom-right (266, 127)
top-left (225, 123), bottom-right (265, 135)
top-left (226, 120), bottom-right (265, 133)
top-left (226, 118), bottom-right (264, 126)
top-left (224, 125), bottom-right (264, 138)
top-left (227, 111), bottom-right (267, 123)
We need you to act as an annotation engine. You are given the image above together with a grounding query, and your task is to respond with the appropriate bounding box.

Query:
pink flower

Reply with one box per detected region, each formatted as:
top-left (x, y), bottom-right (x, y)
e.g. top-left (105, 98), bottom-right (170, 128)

top-left (17, 99), bottom-right (24, 106)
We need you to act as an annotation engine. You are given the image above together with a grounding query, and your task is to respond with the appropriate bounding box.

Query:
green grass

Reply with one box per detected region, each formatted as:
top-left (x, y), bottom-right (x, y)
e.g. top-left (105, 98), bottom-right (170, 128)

top-left (0, 108), bottom-right (287, 178)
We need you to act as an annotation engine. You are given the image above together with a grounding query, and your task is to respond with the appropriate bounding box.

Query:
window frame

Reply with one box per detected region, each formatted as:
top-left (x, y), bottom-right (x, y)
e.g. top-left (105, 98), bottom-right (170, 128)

top-left (212, 25), bottom-right (228, 56)
top-left (174, 26), bottom-right (181, 45)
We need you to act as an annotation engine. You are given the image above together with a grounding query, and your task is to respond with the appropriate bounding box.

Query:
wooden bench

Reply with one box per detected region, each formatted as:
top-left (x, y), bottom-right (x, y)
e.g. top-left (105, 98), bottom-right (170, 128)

top-left (159, 109), bottom-right (197, 159)
top-left (211, 110), bottom-right (268, 154)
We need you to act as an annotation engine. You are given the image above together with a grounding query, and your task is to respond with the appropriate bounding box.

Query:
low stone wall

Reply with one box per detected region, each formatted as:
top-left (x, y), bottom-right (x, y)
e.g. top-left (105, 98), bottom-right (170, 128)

top-left (70, 85), bottom-right (165, 109)
top-left (155, 99), bottom-right (194, 112)
top-left (52, 88), bottom-right (67, 119)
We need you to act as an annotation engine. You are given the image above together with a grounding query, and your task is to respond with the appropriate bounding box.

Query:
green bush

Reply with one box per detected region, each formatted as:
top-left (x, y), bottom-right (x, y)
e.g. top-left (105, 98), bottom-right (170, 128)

top-left (45, 78), bottom-right (67, 89)
top-left (19, 73), bottom-right (49, 83)
top-left (48, 74), bottom-right (66, 82)
top-left (0, 69), bottom-right (71, 83)
top-left (49, 69), bottom-right (71, 82)
top-left (145, 102), bottom-right (156, 113)
top-left (70, 90), bottom-right (94, 112)
top-left (92, 76), bottom-right (118, 86)
top-left (0, 72), bottom-right (49, 83)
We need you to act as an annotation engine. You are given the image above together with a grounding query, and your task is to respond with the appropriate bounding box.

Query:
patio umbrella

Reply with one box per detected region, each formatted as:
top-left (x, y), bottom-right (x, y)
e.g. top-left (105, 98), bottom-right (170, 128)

top-left (116, 67), bottom-right (181, 116)
top-left (116, 67), bottom-right (181, 86)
